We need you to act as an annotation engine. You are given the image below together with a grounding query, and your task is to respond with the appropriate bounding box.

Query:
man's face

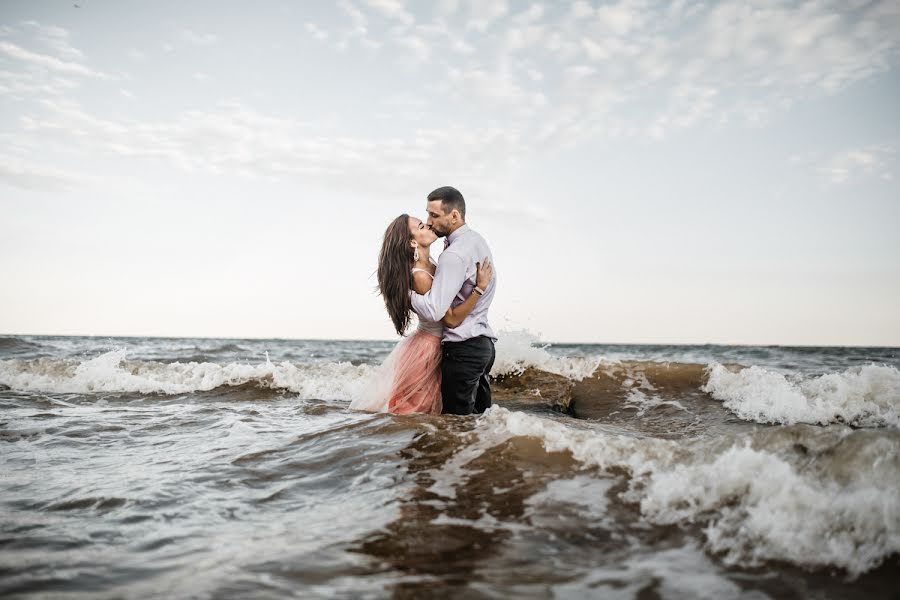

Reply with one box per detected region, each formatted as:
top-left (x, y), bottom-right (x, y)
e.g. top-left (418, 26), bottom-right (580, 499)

top-left (426, 200), bottom-right (454, 237)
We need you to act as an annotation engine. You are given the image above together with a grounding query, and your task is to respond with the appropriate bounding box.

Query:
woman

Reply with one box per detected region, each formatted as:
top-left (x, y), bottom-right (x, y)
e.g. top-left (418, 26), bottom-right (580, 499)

top-left (350, 214), bottom-right (493, 415)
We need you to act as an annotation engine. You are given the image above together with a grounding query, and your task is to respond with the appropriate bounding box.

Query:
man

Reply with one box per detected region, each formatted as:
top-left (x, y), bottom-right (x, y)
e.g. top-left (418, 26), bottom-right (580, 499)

top-left (410, 186), bottom-right (497, 415)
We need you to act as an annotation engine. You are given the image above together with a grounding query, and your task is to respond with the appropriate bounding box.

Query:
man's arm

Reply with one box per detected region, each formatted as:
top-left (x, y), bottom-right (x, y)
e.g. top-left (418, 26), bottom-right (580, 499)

top-left (410, 251), bottom-right (467, 322)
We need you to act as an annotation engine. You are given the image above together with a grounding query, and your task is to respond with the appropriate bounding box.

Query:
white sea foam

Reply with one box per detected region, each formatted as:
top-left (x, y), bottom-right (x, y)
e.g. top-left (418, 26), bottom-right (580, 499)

top-left (476, 406), bottom-right (900, 576)
top-left (490, 329), bottom-right (601, 380)
top-left (525, 475), bottom-right (617, 521)
top-left (554, 542), bottom-right (750, 600)
top-left (0, 349), bottom-right (375, 399)
top-left (623, 389), bottom-right (688, 416)
top-left (0, 330), bottom-right (601, 398)
top-left (703, 363), bottom-right (900, 428)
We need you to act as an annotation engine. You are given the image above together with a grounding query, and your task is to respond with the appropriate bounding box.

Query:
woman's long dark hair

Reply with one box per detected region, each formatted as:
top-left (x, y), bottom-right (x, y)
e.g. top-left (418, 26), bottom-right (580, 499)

top-left (378, 214), bottom-right (415, 336)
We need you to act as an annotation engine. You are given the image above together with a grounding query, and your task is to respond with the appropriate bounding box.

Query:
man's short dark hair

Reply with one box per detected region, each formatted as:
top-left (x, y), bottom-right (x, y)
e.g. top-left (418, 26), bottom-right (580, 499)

top-left (427, 186), bottom-right (466, 220)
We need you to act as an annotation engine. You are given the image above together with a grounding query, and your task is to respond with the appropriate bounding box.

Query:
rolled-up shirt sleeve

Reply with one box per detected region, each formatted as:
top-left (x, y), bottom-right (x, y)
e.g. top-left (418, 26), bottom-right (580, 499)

top-left (410, 251), bottom-right (467, 322)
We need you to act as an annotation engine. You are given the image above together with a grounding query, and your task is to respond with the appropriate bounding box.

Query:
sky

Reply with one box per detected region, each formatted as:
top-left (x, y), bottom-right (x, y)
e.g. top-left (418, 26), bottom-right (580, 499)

top-left (1, 0), bottom-right (898, 346)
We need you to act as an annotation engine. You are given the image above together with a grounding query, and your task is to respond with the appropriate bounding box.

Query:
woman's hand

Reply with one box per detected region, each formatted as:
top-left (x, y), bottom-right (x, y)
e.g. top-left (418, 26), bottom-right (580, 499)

top-left (475, 257), bottom-right (493, 290)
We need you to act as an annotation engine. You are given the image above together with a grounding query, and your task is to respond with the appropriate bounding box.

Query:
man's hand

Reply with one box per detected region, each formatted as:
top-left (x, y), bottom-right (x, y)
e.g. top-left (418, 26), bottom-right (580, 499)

top-left (476, 257), bottom-right (493, 290)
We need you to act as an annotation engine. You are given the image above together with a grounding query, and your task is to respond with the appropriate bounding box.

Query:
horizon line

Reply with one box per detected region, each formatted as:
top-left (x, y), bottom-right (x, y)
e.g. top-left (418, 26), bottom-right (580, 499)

top-left (1, 332), bottom-right (898, 350)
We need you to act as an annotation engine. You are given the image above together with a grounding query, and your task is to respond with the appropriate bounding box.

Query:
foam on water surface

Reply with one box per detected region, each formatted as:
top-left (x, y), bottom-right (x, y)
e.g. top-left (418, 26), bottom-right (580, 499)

top-left (476, 407), bottom-right (900, 577)
top-left (704, 362), bottom-right (900, 428)
top-left (0, 348), bottom-right (376, 399)
top-left (0, 331), bottom-right (605, 400)
top-left (2, 334), bottom-right (899, 595)
top-left (490, 329), bottom-right (602, 380)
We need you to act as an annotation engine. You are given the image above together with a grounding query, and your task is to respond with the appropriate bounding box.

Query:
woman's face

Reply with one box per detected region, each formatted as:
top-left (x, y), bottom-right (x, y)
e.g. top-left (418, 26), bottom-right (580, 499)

top-left (408, 216), bottom-right (437, 249)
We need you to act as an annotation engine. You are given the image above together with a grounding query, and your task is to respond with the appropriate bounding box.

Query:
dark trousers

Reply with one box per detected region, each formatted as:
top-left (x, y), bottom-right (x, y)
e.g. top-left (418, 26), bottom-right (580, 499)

top-left (441, 336), bottom-right (496, 415)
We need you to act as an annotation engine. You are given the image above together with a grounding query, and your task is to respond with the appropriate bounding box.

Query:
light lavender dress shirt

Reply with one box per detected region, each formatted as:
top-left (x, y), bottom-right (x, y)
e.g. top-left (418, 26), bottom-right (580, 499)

top-left (410, 224), bottom-right (497, 343)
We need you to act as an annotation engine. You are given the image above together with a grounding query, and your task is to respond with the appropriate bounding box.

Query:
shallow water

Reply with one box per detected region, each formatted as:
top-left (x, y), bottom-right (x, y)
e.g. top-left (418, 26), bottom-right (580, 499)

top-left (1, 334), bottom-right (898, 598)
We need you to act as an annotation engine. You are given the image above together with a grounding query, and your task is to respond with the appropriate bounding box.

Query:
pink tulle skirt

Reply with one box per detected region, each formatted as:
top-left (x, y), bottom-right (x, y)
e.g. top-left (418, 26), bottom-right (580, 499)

top-left (388, 329), bottom-right (442, 414)
top-left (349, 329), bottom-right (442, 415)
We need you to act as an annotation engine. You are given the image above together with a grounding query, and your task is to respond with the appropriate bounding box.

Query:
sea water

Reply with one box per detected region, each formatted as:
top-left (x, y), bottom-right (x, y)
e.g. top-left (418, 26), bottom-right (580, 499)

top-left (1, 333), bottom-right (898, 598)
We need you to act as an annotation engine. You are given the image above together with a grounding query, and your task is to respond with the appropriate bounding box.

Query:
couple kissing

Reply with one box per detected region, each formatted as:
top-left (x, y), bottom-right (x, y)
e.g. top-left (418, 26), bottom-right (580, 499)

top-left (350, 186), bottom-right (496, 416)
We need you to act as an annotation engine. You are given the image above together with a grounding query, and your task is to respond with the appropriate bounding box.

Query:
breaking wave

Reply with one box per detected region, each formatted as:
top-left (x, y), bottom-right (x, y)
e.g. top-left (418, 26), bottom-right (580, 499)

top-left (490, 329), bottom-right (600, 380)
top-left (0, 348), bottom-right (374, 399)
top-left (473, 407), bottom-right (900, 577)
top-left (704, 363), bottom-right (900, 428)
top-left (0, 332), bottom-right (601, 399)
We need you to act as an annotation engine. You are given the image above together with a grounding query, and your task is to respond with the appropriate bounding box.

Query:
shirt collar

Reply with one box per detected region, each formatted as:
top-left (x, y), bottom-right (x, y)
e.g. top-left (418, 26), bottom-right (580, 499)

top-left (447, 224), bottom-right (470, 246)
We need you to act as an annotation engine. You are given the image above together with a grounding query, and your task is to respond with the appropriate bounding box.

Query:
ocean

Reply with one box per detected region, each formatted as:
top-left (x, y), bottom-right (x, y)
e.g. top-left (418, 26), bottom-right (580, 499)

top-left (1, 333), bottom-right (898, 599)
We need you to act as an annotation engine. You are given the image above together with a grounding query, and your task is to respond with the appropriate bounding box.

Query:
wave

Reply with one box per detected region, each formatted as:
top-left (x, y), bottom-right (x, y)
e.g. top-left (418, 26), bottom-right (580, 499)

top-left (704, 363), bottom-right (900, 428)
top-left (491, 330), bottom-right (600, 380)
top-left (473, 407), bottom-right (900, 577)
top-left (0, 333), bottom-right (600, 399)
top-left (0, 349), bottom-right (375, 398)
top-left (3, 343), bottom-right (898, 432)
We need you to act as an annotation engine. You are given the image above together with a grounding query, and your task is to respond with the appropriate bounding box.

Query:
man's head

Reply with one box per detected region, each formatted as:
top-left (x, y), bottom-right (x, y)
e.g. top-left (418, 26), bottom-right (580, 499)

top-left (425, 186), bottom-right (466, 238)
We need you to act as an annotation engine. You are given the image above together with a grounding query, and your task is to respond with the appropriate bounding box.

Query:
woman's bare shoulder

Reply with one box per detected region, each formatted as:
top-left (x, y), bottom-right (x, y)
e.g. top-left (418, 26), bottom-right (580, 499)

top-left (411, 270), bottom-right (433, 294)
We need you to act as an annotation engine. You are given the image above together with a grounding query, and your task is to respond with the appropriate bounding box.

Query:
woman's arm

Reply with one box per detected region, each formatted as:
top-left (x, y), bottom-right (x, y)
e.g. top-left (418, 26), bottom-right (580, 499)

top-left (441, 258), bottom-right (493, 329)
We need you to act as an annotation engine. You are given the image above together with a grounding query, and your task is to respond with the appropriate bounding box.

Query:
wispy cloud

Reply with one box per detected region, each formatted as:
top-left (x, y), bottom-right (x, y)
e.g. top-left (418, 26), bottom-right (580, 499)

top-left (179, 29), bottom-right (217, 46)
top-left (22, 20), bottom-right (83, 61)
top-left (333, 0), bottom-right (382, 51)
top-left (466, 0), bottom-right (508, 31)
top-left (395, 33), bottom-right (430, 62)
top-left (0, 69), bottom-right (77, 97)
top-left (321, 0), bottom-right (900, 145)
top-left (3, 3), bottom-right (899, 198)
top-left (363, 0), bottom-right (415, 27)
top-left (0, 41), bottom-right (107, 78)
top-left (0, 153), bottom-right (88, 191)
top-left (817, 145), bottom-right (897, 184)
top-left (305, 23), bottom-right (329, 42)
top-left (18, 100), bottom-right (525, 191)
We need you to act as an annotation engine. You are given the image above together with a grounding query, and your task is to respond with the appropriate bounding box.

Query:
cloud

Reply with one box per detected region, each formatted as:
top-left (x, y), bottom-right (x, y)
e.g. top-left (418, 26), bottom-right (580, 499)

top-left (180, 29), bottom-right (218, 46)
top-left (294, 0), bottom-right (898, 150)
top-left (0, 41), bottom-right (107, 78)
top-left (0, 153), bottom-right (88, 191)
top-left (3, 1), bottom-right (899, 199)
top-left (466, 0), bottom-right (508, 31)
top-left (816, 145), bottom-right (897, 184)
top-left (570, 1), bottom-right (594, 19)
top-left (363, 0), bottom-right (415, 27)
top-left (437, 0), bottom-right (460, 17)
top-left (339, 0), bottom-right (368, 29)
top-left (513, 4), bottom-right (544, 25)
top-left (646, 84), bottom-right (719, 139)
top-left (21, 21), bottom-right (83, 61)
top-left (395, 34), bottom-right (431, 62)
top-left (595, 0), bottom-right (647, 36)
top-left (17, 100), bottom-right (526, 191)
top-left (278, 0), bottom-right (900, 146)
top-left (0, 69), bottom-right (78, 97)
top-left (305, 23), bottom-right (329, 42)
top-left (446, 65), bottom-right (538, 110)
top-left (334, 1), bottom-right (383, 51)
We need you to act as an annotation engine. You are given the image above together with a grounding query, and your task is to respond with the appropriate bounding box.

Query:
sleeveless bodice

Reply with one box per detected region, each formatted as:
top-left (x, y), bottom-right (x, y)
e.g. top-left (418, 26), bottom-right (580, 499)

top-left (411, 267), bottom-right (443, 337)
